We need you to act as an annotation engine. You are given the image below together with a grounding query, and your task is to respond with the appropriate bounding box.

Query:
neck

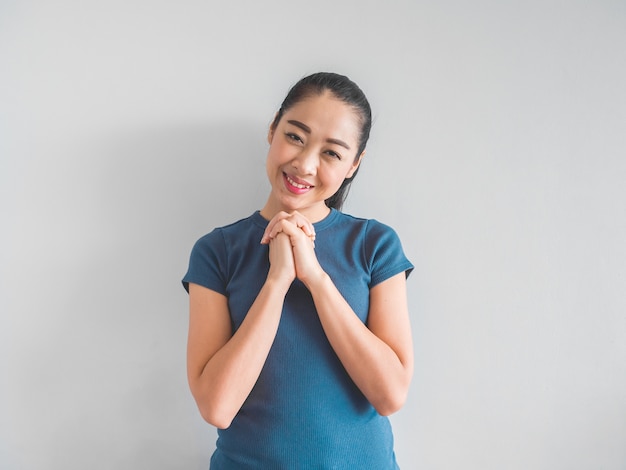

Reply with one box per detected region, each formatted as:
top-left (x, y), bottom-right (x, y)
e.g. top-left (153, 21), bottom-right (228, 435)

top-left (260, 198), bottom-right (331, 223)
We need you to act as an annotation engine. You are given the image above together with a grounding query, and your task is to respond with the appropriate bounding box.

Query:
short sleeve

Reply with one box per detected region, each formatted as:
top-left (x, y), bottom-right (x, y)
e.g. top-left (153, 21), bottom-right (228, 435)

top-left (181, 229), bottom-right (228, 295)
top-left (365, 220), bottom-right (414, 287)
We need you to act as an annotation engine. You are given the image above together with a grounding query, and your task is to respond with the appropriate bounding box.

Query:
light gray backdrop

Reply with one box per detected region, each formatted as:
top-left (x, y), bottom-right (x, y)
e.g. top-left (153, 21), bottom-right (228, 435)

top-left (1, 1), bottom-right (625, 469)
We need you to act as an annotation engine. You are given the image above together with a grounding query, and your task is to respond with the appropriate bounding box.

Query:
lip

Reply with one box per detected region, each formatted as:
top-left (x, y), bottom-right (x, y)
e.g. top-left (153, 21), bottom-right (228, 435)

top-left (283, 172), bottom-right (313, 194)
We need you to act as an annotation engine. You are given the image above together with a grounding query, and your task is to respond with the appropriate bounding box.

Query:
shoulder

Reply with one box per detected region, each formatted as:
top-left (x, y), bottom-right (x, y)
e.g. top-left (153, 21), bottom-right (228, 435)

top-left (333, 211), bottom-right (413, 284)
top-left (212, 212), bottom-right (264, 235)
top-left (183, 212), bottom-right (265, 293)
top-left (193, 212), bottom-right (265, 245)
top-left (332, 210), bottom-right (401, 241)
top-left (188, 212), bottom-right (263, 266)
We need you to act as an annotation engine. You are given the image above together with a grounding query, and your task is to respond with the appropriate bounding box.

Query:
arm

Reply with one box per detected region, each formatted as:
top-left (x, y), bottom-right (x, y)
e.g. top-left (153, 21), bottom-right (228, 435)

top-left (306, 271), bottom-right (413, 416)
top-left (263, 214), bottom-right (413, 415)
top-left (186, 234), bottom-right (295, 429)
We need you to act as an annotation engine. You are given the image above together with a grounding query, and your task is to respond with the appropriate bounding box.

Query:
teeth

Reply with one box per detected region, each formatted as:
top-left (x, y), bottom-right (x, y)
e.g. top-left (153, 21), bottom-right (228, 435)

top-left (286, 175), bottom-right (311, 189)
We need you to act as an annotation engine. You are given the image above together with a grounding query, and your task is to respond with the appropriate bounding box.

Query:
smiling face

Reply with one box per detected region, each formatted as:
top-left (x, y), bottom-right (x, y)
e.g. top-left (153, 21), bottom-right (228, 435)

top-left (261, 91), bottom-right (364, 222)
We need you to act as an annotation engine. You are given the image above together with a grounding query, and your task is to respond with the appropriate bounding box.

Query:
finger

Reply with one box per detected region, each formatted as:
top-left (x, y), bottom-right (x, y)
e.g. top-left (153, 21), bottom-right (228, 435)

top-left (293, 219), bottom-right (316, 240)
top-left (260, 211), bottom-right (290, 244)
top-left (261, 211), bottom-right (315, 244)
top-left (274, 220), bottom-right (317, 250)
top-left (286, 211), bottom-right (316, 240)
top-left (268, 219), bottom-right (297, 240)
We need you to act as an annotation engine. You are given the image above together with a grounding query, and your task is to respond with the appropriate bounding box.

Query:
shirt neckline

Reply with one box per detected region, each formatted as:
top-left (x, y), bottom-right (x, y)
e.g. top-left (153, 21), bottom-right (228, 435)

top-left (251, 208), bottom-right (339, 232)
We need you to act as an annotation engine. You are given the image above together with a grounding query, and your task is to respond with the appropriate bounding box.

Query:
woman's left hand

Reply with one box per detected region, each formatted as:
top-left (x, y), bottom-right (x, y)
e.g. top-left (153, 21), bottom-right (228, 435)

top-left (260, 211), bottom-right (315, 245)
top-left (260, 211), bottom-right (324, 287)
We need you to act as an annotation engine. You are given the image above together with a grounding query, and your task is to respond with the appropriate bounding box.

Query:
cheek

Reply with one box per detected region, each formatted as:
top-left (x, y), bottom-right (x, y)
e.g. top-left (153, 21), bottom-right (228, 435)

top-left (266, 145), bottom-right (281, 168)
top-left (268, 139), bottom-right (290, 162)
top-left (321, 165), bottom-right (350, 187)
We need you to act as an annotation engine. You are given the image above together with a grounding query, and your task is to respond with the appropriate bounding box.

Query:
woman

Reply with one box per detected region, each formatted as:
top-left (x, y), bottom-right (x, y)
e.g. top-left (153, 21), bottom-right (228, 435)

top-left (183, 72), bottom-right (414, 468)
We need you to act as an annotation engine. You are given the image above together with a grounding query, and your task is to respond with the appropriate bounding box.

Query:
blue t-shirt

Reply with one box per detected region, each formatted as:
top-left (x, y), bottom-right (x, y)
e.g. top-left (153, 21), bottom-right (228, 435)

top-left (183, 209), bottom-right (413, 469)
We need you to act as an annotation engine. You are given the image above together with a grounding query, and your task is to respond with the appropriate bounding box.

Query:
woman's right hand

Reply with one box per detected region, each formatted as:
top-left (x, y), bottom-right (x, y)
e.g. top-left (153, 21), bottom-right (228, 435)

top-left (267, 232), bottom-right (296, 287)
top-left (260, 211), bottom-right (315, 245)
top-left (188, 231), bottom-right (296, 429)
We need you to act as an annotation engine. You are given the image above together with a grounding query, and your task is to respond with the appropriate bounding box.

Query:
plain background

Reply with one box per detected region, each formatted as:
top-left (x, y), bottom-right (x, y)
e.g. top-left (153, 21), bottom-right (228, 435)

top-left (1, 1), bottom-right (625, 469)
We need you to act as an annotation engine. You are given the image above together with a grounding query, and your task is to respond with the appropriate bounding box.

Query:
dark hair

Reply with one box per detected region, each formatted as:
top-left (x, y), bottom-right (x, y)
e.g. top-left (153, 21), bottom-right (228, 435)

top-left (271, 72), bottom-right (372, 211)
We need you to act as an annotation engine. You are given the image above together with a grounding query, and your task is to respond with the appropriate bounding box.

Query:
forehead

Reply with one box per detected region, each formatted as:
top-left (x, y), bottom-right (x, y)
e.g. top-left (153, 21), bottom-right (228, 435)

top-left (282, 92), bottom-right (361, 142)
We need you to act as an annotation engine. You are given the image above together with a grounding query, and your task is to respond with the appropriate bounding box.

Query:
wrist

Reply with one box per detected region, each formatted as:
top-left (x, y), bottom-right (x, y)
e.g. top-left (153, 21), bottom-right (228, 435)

top-left (301, 269), bottom-right (330, 292)
top-left (265, 273), bottom-right (294, 294)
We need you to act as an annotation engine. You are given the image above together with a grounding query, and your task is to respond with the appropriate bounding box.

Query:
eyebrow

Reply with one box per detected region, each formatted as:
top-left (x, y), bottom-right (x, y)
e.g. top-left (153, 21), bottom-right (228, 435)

top-left (287, 119), bottom-right (351, 150)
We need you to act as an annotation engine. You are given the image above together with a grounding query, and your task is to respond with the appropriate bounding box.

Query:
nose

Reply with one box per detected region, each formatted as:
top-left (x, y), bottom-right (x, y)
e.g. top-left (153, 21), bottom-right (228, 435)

top-left (292, 147), bottom-right (318, 175)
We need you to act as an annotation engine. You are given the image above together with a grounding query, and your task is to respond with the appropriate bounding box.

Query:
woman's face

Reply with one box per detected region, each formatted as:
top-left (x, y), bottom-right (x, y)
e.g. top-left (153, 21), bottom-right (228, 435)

top-left (263, 91), bottom-right (363, 221)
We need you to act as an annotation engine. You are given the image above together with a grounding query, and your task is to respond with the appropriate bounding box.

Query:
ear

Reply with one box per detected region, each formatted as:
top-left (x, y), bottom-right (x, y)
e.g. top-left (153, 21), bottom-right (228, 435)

top-left (346, 150), bottom-right (365, 178)
top-left (268, 113), bottom-right (279, 144)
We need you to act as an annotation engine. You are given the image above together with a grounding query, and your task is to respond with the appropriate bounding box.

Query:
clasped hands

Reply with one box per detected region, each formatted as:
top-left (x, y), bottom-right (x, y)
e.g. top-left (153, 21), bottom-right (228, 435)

top-left (260, 211), bottom-right (324, 288)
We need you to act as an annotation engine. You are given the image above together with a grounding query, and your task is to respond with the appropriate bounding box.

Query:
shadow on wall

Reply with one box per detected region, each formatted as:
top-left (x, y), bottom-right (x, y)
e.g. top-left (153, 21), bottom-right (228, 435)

top-left (27, 120), bottom-right (268, 468)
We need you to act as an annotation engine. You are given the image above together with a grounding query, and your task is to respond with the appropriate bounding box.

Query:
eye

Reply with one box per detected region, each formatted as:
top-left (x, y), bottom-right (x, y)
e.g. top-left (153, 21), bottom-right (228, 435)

top-left (324, 149), bottom-right (342, 160)
top-left (285, 132), bottom-right (303, 143)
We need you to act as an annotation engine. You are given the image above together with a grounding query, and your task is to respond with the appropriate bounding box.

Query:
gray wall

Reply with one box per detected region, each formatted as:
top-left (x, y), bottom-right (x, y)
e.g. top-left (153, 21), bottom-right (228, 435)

top-left (1, 1), bottom-right (625, 469)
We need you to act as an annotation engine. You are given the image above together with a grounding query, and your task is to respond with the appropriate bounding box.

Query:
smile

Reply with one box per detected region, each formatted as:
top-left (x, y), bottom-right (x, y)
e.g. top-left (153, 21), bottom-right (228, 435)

top-left (285, 173), bottom-right (312, 190)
